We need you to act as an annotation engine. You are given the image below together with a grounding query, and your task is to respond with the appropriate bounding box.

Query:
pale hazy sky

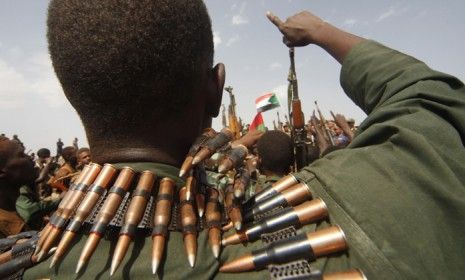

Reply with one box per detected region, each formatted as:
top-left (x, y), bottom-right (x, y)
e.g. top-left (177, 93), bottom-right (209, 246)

top-left (1, 0), bottom-right (464, 153)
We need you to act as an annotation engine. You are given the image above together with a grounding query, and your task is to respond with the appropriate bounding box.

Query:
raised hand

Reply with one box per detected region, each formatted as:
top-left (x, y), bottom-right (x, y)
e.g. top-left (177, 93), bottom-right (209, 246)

top-left (266, 11), bottom-right (326, 47)
top-left (266, 10), bottom-right (363, 63)
top-left (330, 111), bottom-right (354, 140)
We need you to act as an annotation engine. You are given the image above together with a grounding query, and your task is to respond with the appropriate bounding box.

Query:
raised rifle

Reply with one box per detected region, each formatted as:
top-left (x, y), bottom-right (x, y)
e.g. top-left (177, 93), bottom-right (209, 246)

top-left (277, 112), bottom-right (283, 130)
top-left (225, 86), bottom-right (241, 140)
top-left (288, 48), bottom-right (308, 170)
top-left (221, 104), bottom-right (227, 128)
top-left (315, 101), bottom-right (335, 146)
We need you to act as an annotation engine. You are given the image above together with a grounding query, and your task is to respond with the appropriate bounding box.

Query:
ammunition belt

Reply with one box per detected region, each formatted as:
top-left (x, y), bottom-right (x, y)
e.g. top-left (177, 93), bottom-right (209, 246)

top-left (257, 207), bottom-right (315, 280)
top-left (261, 226), bottom-right (314, 280)
top-left (80, 186), bottom-right (229, 237)
top-left (0, 232), bottom-right (39, 280)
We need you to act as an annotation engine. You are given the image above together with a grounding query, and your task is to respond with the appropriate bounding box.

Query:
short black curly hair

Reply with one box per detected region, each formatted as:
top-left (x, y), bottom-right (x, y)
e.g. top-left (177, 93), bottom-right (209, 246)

top-left (61, 146), bottom-right (77, 162)
top-left (47, 0), bottom-right (213, 135)
top-left (37, 148), bottom-right (51, 159)
top-left (257, 131), bottom-right (294, 175)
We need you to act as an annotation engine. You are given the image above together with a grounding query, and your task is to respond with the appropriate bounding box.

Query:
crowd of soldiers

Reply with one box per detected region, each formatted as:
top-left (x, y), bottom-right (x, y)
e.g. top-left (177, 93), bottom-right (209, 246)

top-left (0, 105), bottom-right (356, 238)
top-left (0, 1), bottom-right (464, 279)
top-left (0, 135), bottom-right (92, 235)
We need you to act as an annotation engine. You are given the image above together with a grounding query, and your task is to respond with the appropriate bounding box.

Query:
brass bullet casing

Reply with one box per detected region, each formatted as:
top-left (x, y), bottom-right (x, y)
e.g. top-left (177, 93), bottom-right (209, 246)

top-left (36, 164), bottom-right (92, 254)
top-left (52, 164), bottom-right (118, 267)
top-left (195, 193), bottom-right (205, 218)
top-left (323, 269), bottom-right (367, 280)
top-left (222, 221), bottom-right (233, 232)
top-left (152, 177), bottom-right (176, 274)
top-left (222, 199), bottom-right (328, 247)
top-left (0, 250), bottom-right (12, 265)
top-left (295, 198), bottom-right (328, 225)
top-left (205, 188), bottom-right (222, 258)
top-left (93, 167), bottom-right (135, 226)
top-left (76, 167), bottom-right (135, 273)
top-left (218, 144), bottom-right (248, 174)
top-left (179, 156), bottom-right (194, 179)
top-left (60, 163), bottom-right (102, 219)
top-left (219, 253), bottom-right (256, 273)
top-left (35, 223), bottom-right (52, 255)
top-left (70, 164), bottom-right (117, 224)
top-left (192, 127), bottom-right (233, 165)
top-left (111, 171), bottom-right (156, 275)
top-left (233, 168), bottom-right (250, 199)
top-left (120, 171), bottom-right (155, 230)
top-left (254, 174), bottom-right (298, 204)
top-left (37, 164), bottom-right (101, 261)
top-left (225, 189), bottom-right (242, 231)
top-left (306, 225), bottom-right (348, 258)
top-left (184, 172), bottom-right (197, 202)
top-left (56, 164), bottom-right (91, 217)
top-left (179, 187), bottom-right (198, 267)
top-left (244, 182), bottom-right (312, 222)
top-left (179, 128), bottom-right (217, 178)
top-left (220, 226), bottom-right (348, 273)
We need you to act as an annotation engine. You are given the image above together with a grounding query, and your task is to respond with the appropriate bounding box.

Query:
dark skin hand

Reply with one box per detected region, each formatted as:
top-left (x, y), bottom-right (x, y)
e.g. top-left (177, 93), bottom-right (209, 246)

top-left (331, 111), bottom-right (354, 141)
top-left (231, 129), bottom-right (264, 149)
top-left (310, 115), bottom-right (329, 156)
top-left (266, 11), bottom-right (364, 64)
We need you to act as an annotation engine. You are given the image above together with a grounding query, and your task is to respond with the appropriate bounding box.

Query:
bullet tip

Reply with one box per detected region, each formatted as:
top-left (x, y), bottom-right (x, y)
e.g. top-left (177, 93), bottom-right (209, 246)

top-left (179, 170), bottom-right (186, 178)
top-left (152, 260), bottom-right (159, 274)
top-left (49, 247), bottom-right (57, 255)
top-left (188, 254), bottom-right (196, 267)
top-left (234, 189), bottom-right (243, 199)
top-left (212, 245), bottom-right (220, 259)
top-left (34, 246), bottom-right (41, 255)
top-left (217, 164), bottom-right (226, 174)
top-left (49, 258), bottom-right (56, 268)
top-left (110, 261), bottom-right (119, 276)
top-left (75, 260), bottom-right (85, 274)
top-left (234, 222), bottom-right (242, 231)
top-left (36, 250), bottom-right (45, 262)
top-left (191, 157), bottom-right (201, 165)
top-left (186, 191), bottom-right (192, 202)
top-left (198, 210), bottom-right (204, 217)
top-left (219, 254), bottom-right (255, 273)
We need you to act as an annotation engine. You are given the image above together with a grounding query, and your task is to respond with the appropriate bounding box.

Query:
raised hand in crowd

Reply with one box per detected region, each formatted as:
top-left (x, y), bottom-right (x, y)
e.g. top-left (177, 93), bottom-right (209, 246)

top-left (330, 111), bottom-right (354, 141)
top-left (310, 114), bottom-right (329, 155)
top-left (266, 10), bottom-right (362, 63)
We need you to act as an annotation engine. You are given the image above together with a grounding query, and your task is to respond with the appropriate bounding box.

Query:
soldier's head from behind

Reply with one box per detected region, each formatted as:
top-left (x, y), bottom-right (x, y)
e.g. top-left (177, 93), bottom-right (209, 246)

top-left (61, 146), bottom-right (77, 167)
top-left (256, 131), bottom-right (294, 177)
top-left (0, 136), bottom-right (36, 208)
top-left (47, 0), bottom-right (224, 165)
top-left (37, 148), bottom-right (51, 163)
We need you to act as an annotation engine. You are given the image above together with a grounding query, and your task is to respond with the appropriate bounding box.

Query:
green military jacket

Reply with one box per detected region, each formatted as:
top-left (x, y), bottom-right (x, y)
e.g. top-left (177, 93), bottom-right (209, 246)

top-left (25, 162), bottom-right (269, 279)
top-left (295, 40), bottom-right (465, 279)
top-left (16, 185), bottom-right (60, 230)
top-left (25, 41), bottom-right (465, 279)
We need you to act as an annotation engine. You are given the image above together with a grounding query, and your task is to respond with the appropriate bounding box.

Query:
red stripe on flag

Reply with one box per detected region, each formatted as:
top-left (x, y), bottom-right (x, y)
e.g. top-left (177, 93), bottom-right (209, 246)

top-left (250, 112), bottom-right (265, 132)
top-left (255, 93), bottom-right (274, 104)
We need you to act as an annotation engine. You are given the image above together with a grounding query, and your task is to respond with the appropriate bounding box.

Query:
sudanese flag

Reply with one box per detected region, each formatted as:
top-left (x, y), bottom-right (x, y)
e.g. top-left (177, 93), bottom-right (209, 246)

top-left (249, 112), bottom-right (266, 132)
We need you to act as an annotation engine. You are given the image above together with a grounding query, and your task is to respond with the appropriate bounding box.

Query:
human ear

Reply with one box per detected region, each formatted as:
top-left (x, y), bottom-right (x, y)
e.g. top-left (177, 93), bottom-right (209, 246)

top-left (205, 63), bottom-right (225, 117)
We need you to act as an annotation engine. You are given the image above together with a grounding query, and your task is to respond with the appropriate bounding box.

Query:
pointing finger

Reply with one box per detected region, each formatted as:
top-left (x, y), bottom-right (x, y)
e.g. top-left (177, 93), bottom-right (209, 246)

top-left (266, 11), bottom-right (284, 30)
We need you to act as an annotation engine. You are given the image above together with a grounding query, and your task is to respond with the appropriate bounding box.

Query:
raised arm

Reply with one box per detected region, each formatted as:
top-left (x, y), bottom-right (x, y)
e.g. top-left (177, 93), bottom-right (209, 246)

top-left (266, 11), bottom-right (363, 64)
